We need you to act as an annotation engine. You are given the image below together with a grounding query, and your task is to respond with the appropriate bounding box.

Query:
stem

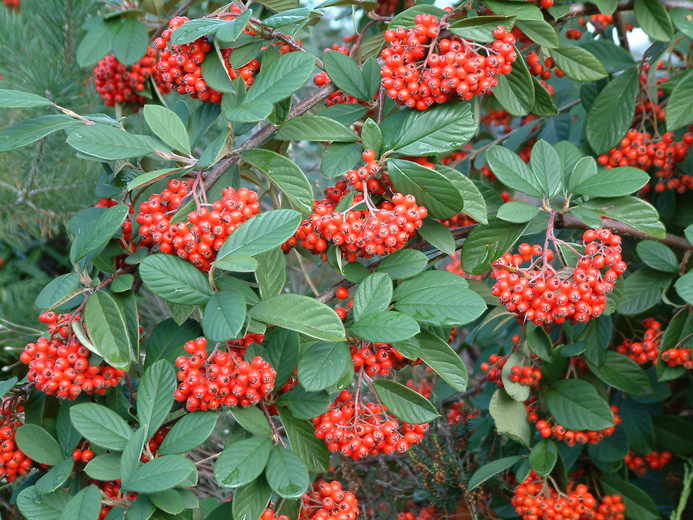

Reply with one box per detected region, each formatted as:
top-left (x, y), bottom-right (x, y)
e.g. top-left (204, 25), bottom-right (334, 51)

top-left (293, 250), bottom-right (320, 297)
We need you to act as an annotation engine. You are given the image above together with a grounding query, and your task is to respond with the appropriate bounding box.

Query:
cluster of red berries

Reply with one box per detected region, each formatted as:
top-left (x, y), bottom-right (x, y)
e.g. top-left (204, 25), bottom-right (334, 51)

top-left (625, 451), bottom-right (672, 475)
top-left (299, 480), bottom-right (359, 520)
top-left (0, 399), bottom-right (35, 483)
top-left (597, 129), bottom-right (693, 193)
top-left (93, 48), bottom-right (159, 107)
top-left (405, 378), bottom-right (432, 399)
top-left (72, 444), bottom-right (95, 464)
top-left (345, 150), bottom-right (390, 193)
top-left (527, 52), bottom-right (563, 95)
top-left (380, 18), bottom-right (517, 110)
top-left (512, 472), bottom-right (625, 520)
top-left (634, 63), bottom-right (667, 122)
top-left (439, 212), bottom-right (475, 229)
top-left (141, 426), bottom-right (170, 462)
top-left (350, 342), bottom-right (409, 376)
top-left (661, 347), bottom-right (693, 370)
top-left (261, 510), bottom-right (290, 520)
top-left (615, 318), bottom-right (662, 365)
top-left (20, 312), bottom-right (125, 399)
top-left (2, 0), bottom-right (20, 10)
top-left (480, 353), bottom-right (508, 386)
top-left (312, 390), bottom-right (428, 459)
top-left (174, 337), bottom-right (276, 411)
top-left (481, 109), bottom-right (513, 133)
top-left (137, 180), bottom-right (260, 271)
top-left (314, 44), bottom-right (368, 106)
top-left (287, 191), bottom-right (427, 262)
top-left (96, 480), bottom-right (137, 520)
top-left (397, 505), bottom-right (437, 520)
top-left (491, 229), bottom-right (627, 325)
top-left (527, 402), bottom-right (621, 446)
top-left (446, 399), bottom-right (478, 425)
top-left (227, 332), bottom-right (265, 358)
top-left (446, 252), bottom-right (484, 280)
top-left (509, 365), bottom-right (542, 387)
top-left (589, 14), bottom-right (614, 31)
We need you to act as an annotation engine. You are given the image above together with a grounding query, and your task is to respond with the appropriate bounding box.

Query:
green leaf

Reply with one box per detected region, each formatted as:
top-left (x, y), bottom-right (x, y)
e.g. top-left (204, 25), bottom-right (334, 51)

top-left (574, 167), bottom-right (649, 198)
top-left (158, 412), bottom-right (218, 455)
top-left (275, 115), bottom-right (358, 142)
top-left (15, 425), bottom-right (63, 465)
top-left (35, 458), bottom-right (74, 495)
top-left (666, 70), bottom-right (693, 132)
top-left (277, 387), bottom-right (331, 419)
top-left (298, 341), bottom-right (350, 391)
top-left (484, 0), bottom-right (542, 19)
top-left (531, 78), bottom-right (558, 116)
top-left (544, 379), bottom-right (614, 430)
top-left (497, 201), bottom-right (540, 223)
top-left (171, 18), bottom-right (228, 45)
top-left (70, 403), bottom-right (132, 450)
top-left (139, 254), bottom-right (212, 304)
top-left (137, 360), bottom-right (176, 438)
top-left (361, 118), bottom-right (383, 154)
top-left (215, 255), bottom-right (258, 273)
top-left (591, 0), bottom-right (618, 14)
top-left (76, 23), bottom-right (113, 67)
top-left (145, 319), bottom-right (201, 368)
top-left (416, 332), bottom-right (468, 391)
top-left (636, 240), bottom-right (679, 273)
top-left (435, 164), bottom-right (488, 224)
top-left (548, 46), bottom-right (607, 82)
top-left (230, 407), bottom-right (272, 437)
top-left (586, 352), bottom-right (653, 396)
top-left (373, 379), bottom-right (439, 424)
top-left (350, 311), bottom-right (420, 343)
top-left (214, 436), bottom-right (273, 488)
top-left (0, 89), bottom-right (52, 108)
top-left (278, 408), bottom-right (329, 472)
top-left (216, 210), bottom-right (301, 262)
top-left (321, 142), bottom-right (362, 178)
top-left (35, 273), bottom-right (81, 310)
top-left (71, 204), bottom-right (128, 263)
top-left (18, 487), bottom-right (71, 520)
top-left (202, 290), bottom-right (247, 342)
top-left (123, 455), bottom-right (196, 493)
top-left (242, 149), bottom-right (314, 214)
top-left (492, 54), bottom-right (535, 116)
top-left (84, 290), bottom-right (132, 370)
top-left (671, 7), bottom-right (693, 37)
top-left (501, 352), bottom-right (531, 402)
top-left (468, 456), bottom-right (524, 491)
top-left (388, 102), bottom-right (476, 156)
top-left (530, 139), bottom-right (562, 197)
top-left (526, 325), bottom-right (553, 362)
top-left (256, 248), bottom-right (287, 298)
top-left (417, 219), bottom-right (455, 255)
top-left (112, 18), bottom-right (148, 65)
top-left (586, 69), bottom-right (639, 154)
top-left (529, 440), bottom-right (558, 476)
top-left (320, 104), bottom-right (369, 126)
top-left (120, 427), bottom-right (147, 485)
top-left (265, 446), bottom-right (310, 498)
top-left (263, 328), bottom-right (299, 388)
top-left (516, 20), bottom-right (558, 48)
top-left (232, 477), bottom-right (272, 520)
top-left (600, 474), bottom-right (659, 520)
top-left (653, 415), bottom-right (693, 455)
top-left (149, 489), bottom-right (196, 515)
top-left (59, 485), bottom-right (101, 520)
top-left (376, 249), bottom-right (428, 280)
top-left (223, 52), bottom-right (315, 122)
top-left (568, 156), bottom-right (597, 193)
top-left (216, 10), bottom-right (253, 43)
top-left (143, 105), bottom-right (191, 154)
top-left (323, 51), bottom-right (369, 100)
top-left (486, 145), bottom-right (542, 197)
top-left (388, 159), bottom-right (464, 218)
top-left (67, 125), bottom-right (157, 160)
top-left (250, 294), bottom-right (345, 341)
top-left (201, 51), bottom-right (236, 93)
top-left (581, 196), bottom-right (665, 238)
top-left (675, 271), bottom-right (693, 305)
top-left (462, 220), bottom-right (525, 274)
top-left (0, 115), bottom-right (80, 152)
top-left (634, 0), bottom-right (674, 41)
top-left (393, 270), bottom-right (486, 326)
top-left (489, 388), bottom-right (531, 447)
top-left (448, 15), bottom-right (516, 43)
top-left (84, 454), bottom-right (121, 481)
top-left (353, 273), bottom-right (392, 321)
top-left (618, 268), bottom-right (672, 315)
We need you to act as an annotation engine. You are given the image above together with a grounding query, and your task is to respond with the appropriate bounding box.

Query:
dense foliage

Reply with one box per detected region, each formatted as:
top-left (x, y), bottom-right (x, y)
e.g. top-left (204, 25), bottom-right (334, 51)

top-left (1, 0), bottom-right (693, 520)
